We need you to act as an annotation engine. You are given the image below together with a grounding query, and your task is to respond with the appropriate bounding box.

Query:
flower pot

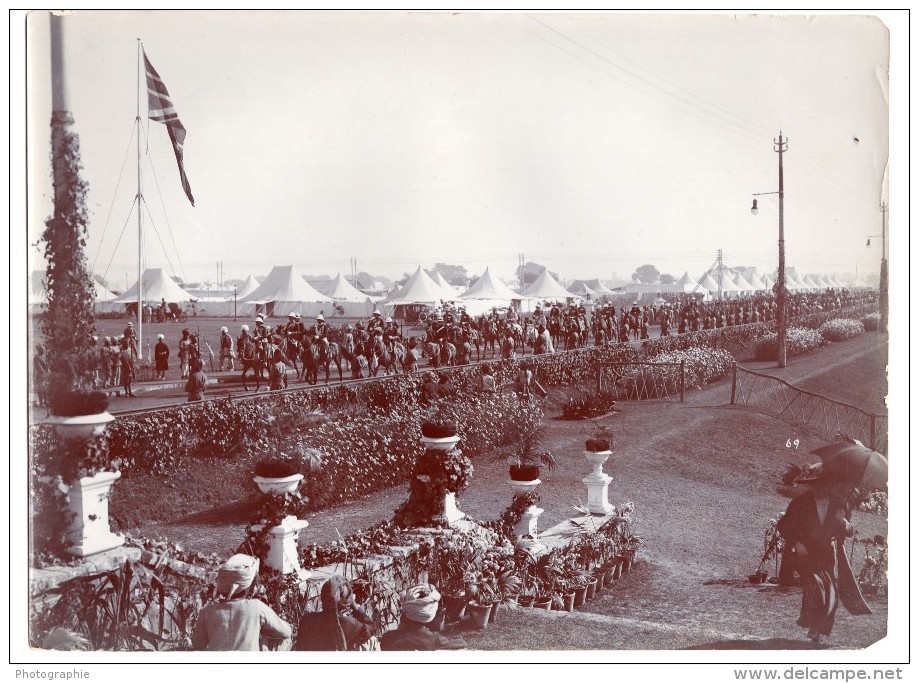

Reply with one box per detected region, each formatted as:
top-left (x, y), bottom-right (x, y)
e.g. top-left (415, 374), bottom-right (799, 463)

top-left (604, 563), bottom-right (617, 584)
top-left (612, 559), bottom-right (624, 580)
top-left (466, 601), bottom-right (492, 630)
top-left (593, 569), bottom-right (607, 592)
top-left (253, 473), bottom-right (304, 495)
top-left (533, 596), bottom-right (552, 611)
top-left (561, 592), bottom-right (576, 612)
top-left (509, 465), bottom-right (541, 482)
top-left (487, 601), bottom-right (500, 624)
top-left (586, 576), bottom-right (598, 601)
top-left (583, 449), bottom-right (612, 475)
top-left (50, 411), bottom-right (116, 440)
top-left (573, 585), bottom-right (588, 608)
top-left (518, 595), bottom-right (535, 608)
top-left (420, 435), bottom-right (461, 451)
top-left (442, 593), bottom-right (468, 623)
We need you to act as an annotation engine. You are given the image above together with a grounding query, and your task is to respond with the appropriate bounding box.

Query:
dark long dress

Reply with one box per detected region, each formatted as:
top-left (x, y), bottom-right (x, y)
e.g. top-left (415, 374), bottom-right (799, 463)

top-left (154, 341), bottom-right (170, 372)
top-left (776, 489), bottom-right (863, 637)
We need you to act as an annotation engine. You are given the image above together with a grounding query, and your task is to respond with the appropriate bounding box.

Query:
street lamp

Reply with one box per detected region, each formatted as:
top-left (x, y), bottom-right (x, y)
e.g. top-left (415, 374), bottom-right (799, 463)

top-left (866, 202), bottom-right (888, 332)
top-left (751, 132), bottom-right (789, 368)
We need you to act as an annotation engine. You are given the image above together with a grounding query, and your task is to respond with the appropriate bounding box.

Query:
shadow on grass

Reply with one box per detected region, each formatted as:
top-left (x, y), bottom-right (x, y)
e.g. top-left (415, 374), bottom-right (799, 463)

top-left (169, 498), bottom-right (256, 526)
top-left (684, 637), bottom-right (828, 650)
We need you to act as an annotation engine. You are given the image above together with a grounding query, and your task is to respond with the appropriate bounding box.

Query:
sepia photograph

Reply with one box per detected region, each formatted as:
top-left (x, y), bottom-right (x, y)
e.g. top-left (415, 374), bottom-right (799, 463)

top-left (14, 8), bottom-right (907, 675)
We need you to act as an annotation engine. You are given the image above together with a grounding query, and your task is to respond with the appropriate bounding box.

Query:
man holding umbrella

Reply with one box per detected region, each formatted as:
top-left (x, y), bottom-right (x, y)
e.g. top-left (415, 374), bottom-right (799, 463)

top-left (776, 439), bottom-right (883, 643)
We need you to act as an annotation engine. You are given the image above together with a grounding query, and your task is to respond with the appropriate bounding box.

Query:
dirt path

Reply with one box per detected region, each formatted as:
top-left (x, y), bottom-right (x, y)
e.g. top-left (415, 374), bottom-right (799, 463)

top-left (118, 333), bottom-right (891, 653)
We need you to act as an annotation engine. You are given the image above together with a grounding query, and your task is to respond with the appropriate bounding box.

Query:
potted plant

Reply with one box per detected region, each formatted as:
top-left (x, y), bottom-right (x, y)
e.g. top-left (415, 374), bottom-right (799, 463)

top-left (420, 413), bottom-right (460, 451)
top-left (585, 425), bottom-right (612, 453)
top-left (253, 457), bottom-right (303, 495)
top-left (47, 390), bottom-right (114, 440)
top-left (493, 421), bottom-right (557, 483)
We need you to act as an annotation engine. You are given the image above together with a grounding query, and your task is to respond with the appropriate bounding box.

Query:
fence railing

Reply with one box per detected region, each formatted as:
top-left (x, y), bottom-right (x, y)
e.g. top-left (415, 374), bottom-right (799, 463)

top-left (598, 361), bottom-right (685, 402)
top-left (730, 364), bottom-right (887, 454)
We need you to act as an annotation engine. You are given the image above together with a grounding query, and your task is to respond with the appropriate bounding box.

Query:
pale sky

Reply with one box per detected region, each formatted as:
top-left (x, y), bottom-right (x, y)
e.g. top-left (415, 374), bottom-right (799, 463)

top-left (23, 10), bottom-right (900, 289)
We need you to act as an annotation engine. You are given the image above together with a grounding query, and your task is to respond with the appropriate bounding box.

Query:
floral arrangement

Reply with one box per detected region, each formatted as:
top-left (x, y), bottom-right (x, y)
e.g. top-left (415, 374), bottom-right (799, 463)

top-left (48, 390), bottom-right (110, 418)
top-left (585, 425), bottom-right (612, 452)
top-left (491, 407), bottom-right (557, 480)
top-left (818, 318), bottom-right (865, 342)
top-left (421, 414), bottom-right (458, 439)
top-left (754, 327), bottom-right (824, 361)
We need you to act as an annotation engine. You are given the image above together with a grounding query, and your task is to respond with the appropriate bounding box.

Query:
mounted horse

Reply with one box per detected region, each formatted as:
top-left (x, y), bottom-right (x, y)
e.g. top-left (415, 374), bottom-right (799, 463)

top-left (370, 339), bottom-right (406, 377)
top-left (238, 336), bottom-right (268, 391)
top-left (479, 318), bottom-right (500, 358)
top-left (422, 339), bottom-right (456, 368)
top-left (301, 337), bottom-right (344, 384)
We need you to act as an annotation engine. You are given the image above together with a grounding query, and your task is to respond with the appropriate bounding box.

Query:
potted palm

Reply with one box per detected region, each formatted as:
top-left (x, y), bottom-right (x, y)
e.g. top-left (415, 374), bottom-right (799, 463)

top-left (493, 421), bottom-right (557, 486)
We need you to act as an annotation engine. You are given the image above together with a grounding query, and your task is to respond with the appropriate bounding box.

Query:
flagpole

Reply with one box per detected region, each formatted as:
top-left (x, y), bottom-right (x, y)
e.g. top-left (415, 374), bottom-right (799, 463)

top-left (136, 39), bottom-right (144, 360)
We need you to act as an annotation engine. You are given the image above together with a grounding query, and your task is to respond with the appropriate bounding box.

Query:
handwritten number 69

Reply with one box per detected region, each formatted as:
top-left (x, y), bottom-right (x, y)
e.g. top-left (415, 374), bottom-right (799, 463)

top-left (785, 438), bottom-right (800, 449)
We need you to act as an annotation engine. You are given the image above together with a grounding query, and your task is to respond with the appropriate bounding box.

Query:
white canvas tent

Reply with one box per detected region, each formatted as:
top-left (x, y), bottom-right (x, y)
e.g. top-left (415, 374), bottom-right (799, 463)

top-left (459, 266), bottom-right (521, 301)
top-left (733, 271), bottom-right (762, 292)
top-left (429, 270), bottom-right (461, 300)
top-left (31, 270), bottom-right (120, 313)
top-left (566, 280), bottom-right (599, 298)
top-left (114, 268), bottom-right (197, 304)
top-left (675, 271), bottom-right (695, 287)
top-left (584, 278), bottom-right (615, 295)
top-left (323, 273), bottom-right (374, 317)
top-left (458, 266), bottom-right (523, 316)
top-left (239, 265), bottom-right (332, 318)
top-left (521, 269), bottom-right (575, 300)
top-left (387, 266), bottom-right (452, 306)
top-left (236, 274), bottom-right (260, 299)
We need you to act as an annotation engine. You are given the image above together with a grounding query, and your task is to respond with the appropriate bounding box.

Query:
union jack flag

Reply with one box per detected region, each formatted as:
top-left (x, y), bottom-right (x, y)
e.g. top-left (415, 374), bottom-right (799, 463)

top-left (144, 50), bottom-right (195, 206)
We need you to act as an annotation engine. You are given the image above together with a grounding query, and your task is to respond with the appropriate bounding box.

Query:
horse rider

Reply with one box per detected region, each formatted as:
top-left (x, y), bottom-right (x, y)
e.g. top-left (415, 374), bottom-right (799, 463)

top-left (442, 306), bottom-right (455, 326)
top-left (430, 313), bottom-right (449, 343)
top-left (367, 309), bottom-right (385, 335)
top-left (238, 324), bottom-right (253, 353)
top-left (549, 303), bottom-right (562, 323)
top-left (219, 326), bottom-right (235, 371)
top-left (285, 312), bottom-right (306, 343)
top-left (383, 316), bottom-right (399, 354)
top-left (459, 306), bottom-right (471, 326)
top-left (254, 316), bottom-right (271, 342)
top-left (489, 307), bottom-right (500, 323)
top-left (313, 313), bottom-right (331, 356)
top-left (342, 324), bottom-right (356, 355)
top-left (505, 305), bottom-right (518, 323)
top-left (532, 306), bottom-right (547, 329)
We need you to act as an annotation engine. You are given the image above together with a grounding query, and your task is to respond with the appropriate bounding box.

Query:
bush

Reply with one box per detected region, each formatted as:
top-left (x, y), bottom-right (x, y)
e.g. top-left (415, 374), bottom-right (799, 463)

top-left (818, 318), bottom-right (865, 342)
top-left (561, 391), bottom-right (618, 420)
top-left (754, 327), bottom-right (823, 360)
top-left (861, 313), bottom-right (881, 331)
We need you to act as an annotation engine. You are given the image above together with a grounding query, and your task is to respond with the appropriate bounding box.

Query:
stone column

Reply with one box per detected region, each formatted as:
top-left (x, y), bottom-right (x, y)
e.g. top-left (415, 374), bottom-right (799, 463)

top-left (582, 450), bottom-right (614, 515)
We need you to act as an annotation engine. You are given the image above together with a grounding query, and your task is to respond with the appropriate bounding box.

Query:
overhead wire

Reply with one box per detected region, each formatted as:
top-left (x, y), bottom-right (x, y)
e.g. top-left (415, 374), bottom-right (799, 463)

top-left (91, 119), bottom-right (138, 276)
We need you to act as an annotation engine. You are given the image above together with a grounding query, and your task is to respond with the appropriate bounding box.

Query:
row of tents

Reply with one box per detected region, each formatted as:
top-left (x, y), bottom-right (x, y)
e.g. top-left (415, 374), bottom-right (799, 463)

top-left (30, 263), bottom-right (874, 318)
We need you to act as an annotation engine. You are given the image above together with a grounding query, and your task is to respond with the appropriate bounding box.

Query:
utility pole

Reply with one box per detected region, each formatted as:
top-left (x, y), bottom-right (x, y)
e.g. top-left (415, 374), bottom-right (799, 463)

top-left (776, 133), bottom-right (788, 368)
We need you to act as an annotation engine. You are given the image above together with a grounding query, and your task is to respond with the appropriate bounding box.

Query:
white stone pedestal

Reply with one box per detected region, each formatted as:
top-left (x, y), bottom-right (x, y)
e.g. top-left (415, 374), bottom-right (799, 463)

top-left (65, 470), bottom-right (125, 557)
top-left (582, 450), bottom-right (614, 515)
top-left (262, 515), bottom-right (311, 579)
top-left (508, 479), bottom-right (547, 554)
top-left (442, 492), bottom-right (466, 525)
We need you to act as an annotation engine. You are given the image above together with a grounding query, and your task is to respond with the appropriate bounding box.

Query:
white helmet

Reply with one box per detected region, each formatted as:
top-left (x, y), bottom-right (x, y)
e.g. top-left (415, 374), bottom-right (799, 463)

top-left (316, 314), bottom-right (325, 321)
top-left (241, 324), bottom-right (249, 331)
top-left (288, 312), bottom-right (297, 318)
top-left (385, 316), bottom-right (393, 323)
top-left (221, 326), bottom-right (228, 333)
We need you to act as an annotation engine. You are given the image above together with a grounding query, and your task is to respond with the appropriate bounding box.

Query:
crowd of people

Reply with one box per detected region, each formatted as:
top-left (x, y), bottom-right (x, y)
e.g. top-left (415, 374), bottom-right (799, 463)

top-left (89, 287), bottom-right (875, 400)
